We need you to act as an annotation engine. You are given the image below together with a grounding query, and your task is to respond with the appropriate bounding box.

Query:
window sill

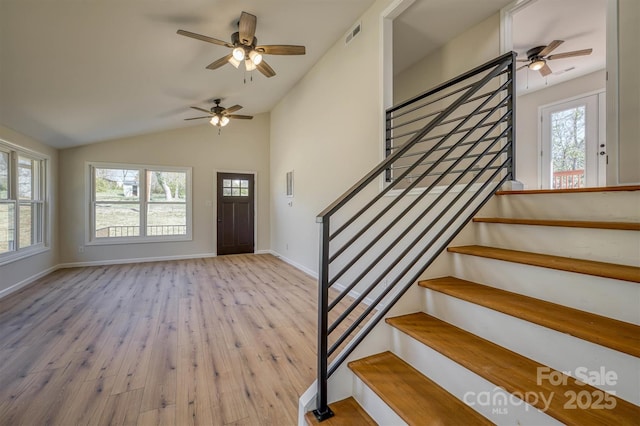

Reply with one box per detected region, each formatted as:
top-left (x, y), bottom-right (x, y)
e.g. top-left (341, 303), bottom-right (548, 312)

top-left (86, 235), bottom-right (193, 246)
top-left (0, 245), bottom-right (50, 267)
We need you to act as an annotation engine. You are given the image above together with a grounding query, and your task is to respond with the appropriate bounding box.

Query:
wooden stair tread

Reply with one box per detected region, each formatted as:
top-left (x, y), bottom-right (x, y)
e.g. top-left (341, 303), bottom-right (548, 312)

top-left (419, 276), bottom-right (640, 357)
top-left (386, 313), bottom-right (640, 425)
top-left (473, 217), bottom-right (640, 231)
top-left (448, 245), bottom-right (640, 283)
top-left (305, 397), bottom-right (376, 426)
top-left (348, 351), bottom-right (491, 426)
top-left (497, 185), bottom-right (640, 195)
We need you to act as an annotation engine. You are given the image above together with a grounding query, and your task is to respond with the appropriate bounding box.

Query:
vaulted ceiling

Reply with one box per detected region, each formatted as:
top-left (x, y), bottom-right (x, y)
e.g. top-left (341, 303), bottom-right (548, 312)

top-left (2, 0), bottom-right (588, 150)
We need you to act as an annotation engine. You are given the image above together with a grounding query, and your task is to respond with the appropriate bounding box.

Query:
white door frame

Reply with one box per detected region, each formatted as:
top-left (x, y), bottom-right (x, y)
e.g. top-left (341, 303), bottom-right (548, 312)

top-left (500, 0), bottom-right (619, 186)
top-left (539, 91), bottom-right (604, 188)
top-left (213, 169), bottom-right (259, 255)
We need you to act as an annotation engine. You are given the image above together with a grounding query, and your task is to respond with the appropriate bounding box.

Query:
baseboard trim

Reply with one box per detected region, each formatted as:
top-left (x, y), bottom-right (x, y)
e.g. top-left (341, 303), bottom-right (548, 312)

top-left (270, 251), bottom-right (377, 306)
top-left (0, 265), bottom-right (60, 300)
top-left (58, 252), bottom-right (218, 269)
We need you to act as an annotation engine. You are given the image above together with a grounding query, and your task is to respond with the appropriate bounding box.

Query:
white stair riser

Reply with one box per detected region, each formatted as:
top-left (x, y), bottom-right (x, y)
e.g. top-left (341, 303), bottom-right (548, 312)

top-left (352, 375), bottom-right (406, 426)
top-left (491, 192), bottom-right (640, 221)
top-left (421, 289), bottom-right (640, 405)
top-left (390, 328), bottom-right (563, 425)
top-left (449, 254), bottom-right (640, 324)
top-left (473, 223), bottom-right (640, 267)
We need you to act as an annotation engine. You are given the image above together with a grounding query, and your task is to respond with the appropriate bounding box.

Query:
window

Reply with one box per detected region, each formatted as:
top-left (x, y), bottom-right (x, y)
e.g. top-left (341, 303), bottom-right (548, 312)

top-left (0, 141), bottom-right (48, 264)
top-left (89, 163), bottom-right (191, 243)
top-left (222, 178), bottom-right (249, 197)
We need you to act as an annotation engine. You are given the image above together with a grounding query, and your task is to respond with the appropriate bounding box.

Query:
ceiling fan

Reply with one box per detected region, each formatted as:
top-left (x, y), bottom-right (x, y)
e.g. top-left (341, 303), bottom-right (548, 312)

top-left (517, 40), bottom-right (593, 77)
top-left (185, 99), bottom-right (253, 127)
top-left (177, 11), bottom-right (306, 78)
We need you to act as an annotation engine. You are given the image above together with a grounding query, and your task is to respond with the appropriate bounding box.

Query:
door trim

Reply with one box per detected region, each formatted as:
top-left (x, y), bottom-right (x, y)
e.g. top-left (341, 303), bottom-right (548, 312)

top-left (537, 90), bottom-right (605, 189)
top-left (213, 169), bottom-right (258, 256)
top-left (501, 0), bottom-right (618, 186)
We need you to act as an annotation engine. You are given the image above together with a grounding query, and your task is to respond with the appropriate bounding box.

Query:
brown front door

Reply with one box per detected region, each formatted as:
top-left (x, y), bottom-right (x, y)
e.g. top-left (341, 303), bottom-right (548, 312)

top-left (217, 173), bottom-right (255, 255)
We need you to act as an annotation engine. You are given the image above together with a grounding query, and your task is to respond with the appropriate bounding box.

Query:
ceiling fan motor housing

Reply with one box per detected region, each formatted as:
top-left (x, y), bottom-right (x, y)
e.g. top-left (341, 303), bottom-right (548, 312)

top-left (526, 45), bottom-right (546, 60)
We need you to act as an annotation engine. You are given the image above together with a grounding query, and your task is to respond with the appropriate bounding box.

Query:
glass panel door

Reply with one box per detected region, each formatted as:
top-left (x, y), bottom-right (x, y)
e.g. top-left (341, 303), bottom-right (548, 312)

top-left (541, 93), bottom-right (603, 189)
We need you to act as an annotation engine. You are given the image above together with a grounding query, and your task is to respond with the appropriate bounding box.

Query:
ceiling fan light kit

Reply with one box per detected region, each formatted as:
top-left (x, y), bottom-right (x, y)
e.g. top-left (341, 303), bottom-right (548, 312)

top-left (178, 11), bottom-right (306, 130)
top-left (517, 40), bottom-right (593, 77)
top-left (185, 99), bottom-right (253, 129)
top-left (529, 59), bottom-right (546, 71)
top-left (177, 11), bottom-right (306, 78)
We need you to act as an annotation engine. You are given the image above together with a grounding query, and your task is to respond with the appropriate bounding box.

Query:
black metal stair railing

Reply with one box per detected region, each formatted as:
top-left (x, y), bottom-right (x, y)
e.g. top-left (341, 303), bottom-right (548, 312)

top-left (313, 52), bottom-right (517, 420)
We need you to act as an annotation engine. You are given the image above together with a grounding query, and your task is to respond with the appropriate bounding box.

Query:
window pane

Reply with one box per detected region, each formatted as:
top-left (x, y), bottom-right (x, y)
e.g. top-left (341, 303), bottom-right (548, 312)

top-left (95, 203), bottom-right (140, 238)
top-left (147, 204), bottom-right (186, 236)
top-left (240, 180), bottom-right (248, 188)
top-left (223, 188), bottom-right (231, 196)
top-left (18, 156), bottom-right (33, 200)
top-left (19, 203), bottom-right (33, 248)
top-left (0, 152), bottom-right (8, 199)
top-left (0, 202), bottom-right (15, 253)
top-left (223, 179), bottom-right (231, 187)
top-left (232, 188), bottom-right (240, 196)
top-left (148, 171), bottom-right (187, 202)
top-left (551, 106), bottom-right (586, 189)
top-left (95, 168), bottom-right (139, 201)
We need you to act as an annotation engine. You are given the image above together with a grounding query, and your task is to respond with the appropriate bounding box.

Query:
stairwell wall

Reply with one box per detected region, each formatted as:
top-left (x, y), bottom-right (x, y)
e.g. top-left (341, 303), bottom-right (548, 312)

top-left (269, 0), bottom-right (392, 275)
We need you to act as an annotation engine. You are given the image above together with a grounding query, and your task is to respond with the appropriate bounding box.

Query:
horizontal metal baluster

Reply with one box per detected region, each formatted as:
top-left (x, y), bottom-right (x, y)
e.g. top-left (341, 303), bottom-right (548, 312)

top-left (388, 92), bottom-right (496, 132)
top-left (327, 166), bottom-right (511, 377)
top-left (391, 149), bottom-right (505, 172)
top-left (328, 93), bottom-right (510, 266)
top-left (317, 55), bottom-right (511, 222)
top-left (327, 126), bottom-right (508, 316)
top-left (328, 85), bottom-right (510, 247)
top-left (328, 152), bottom-right (511, 357)
top-left (329, 111), bottom-right (509, 286)
top-left (389, 134), bottom-right (504, 156)
top-left (388, 58), bottom-right (511, 114)
top-left (390, 118), bottom-right (507, 154)
top-left (390, 84), bottom-right (473, 120)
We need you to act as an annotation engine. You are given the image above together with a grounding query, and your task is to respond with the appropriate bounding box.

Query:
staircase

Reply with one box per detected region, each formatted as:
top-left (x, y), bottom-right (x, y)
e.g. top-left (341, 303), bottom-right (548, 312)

top-left (304, 186), bottom-right (640, 425)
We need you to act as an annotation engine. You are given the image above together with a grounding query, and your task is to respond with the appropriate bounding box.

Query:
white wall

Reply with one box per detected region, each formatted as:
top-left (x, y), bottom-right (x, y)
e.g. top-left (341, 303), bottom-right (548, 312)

top-left (393, 13), bottom-right (502, 104)
top-left (617, 0), bottom-right (639, 184)
top-left (0, 125), bottom-right (59, 295)
top-left (58, 114), bottom-right (270, 264)
top-left (515, 70), bottom-right (606, 189)
top-left (270, 0), bottom-right (393, 274)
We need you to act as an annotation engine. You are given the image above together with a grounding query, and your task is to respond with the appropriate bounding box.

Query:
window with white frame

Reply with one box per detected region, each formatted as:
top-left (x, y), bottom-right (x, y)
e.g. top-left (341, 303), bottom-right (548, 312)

top-left (89, 163), bottom-right (191, 243)
top-left (0, 141), bottom-right (47, 262)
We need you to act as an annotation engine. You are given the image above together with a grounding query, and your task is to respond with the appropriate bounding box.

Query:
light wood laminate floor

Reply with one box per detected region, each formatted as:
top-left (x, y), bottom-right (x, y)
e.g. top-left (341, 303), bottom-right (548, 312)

top-left (0, 254), bottom-right (366, 425)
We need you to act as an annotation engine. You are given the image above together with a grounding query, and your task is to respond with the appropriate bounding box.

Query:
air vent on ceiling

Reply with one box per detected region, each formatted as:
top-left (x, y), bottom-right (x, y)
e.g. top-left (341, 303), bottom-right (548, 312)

top-left (345, 21), bottom-right (362, 45)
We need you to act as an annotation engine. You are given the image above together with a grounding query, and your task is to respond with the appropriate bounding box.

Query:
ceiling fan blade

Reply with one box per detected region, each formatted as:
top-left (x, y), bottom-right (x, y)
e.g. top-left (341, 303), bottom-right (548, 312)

top-left (255, 45), bottom-right (306, 55)
top-left (539, 40), bottom-right (564, 57)
top-left (228, 115), bottom-right (253, 120)
top-left (206, 53), bottom-right (233, 70)
top-left (184, 116), bottom-right (211, 121)
top-left (190, 106), bottom-right (211, 114)
top-left (256, 60), bottom-right (276, 78)
top-left (177, 30), bottom-right (232, 48)
top-left (539, 63), bottom-right (552, 77)
top-left (516, 58), bottom-right (530, 62)
top-left (239, 12), bottom-right (257, 45)
top-left (516, 64), bottom-right (529, 71)
top-left (223, 105), bottom-right (243, 114)
top-left (547, 48), bottom-right (593, 60)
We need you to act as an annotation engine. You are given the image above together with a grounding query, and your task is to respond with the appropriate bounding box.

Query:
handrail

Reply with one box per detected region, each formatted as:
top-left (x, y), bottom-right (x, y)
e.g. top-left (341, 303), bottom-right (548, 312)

top-left (316, 52), bottom-right (514, 221)
top-left (312, 52), bottom-right (516, 421)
